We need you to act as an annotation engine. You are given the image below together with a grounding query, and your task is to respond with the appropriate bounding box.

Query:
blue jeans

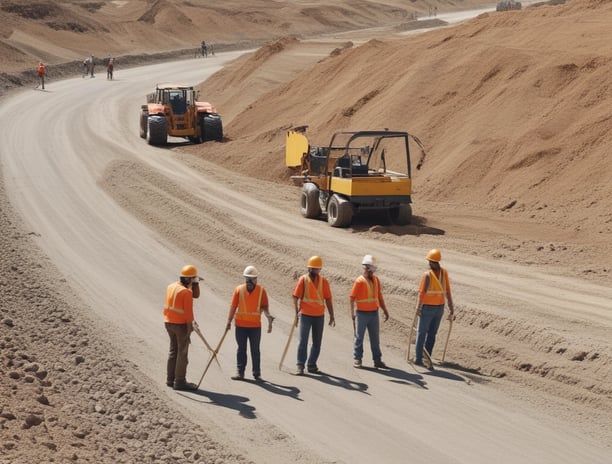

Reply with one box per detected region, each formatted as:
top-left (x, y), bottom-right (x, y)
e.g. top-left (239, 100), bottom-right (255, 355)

top-left (297, 314), bottom-right (325, 367)
top-left (415, 305), bottom-right (444, 363)
top-left (353, 310), bottom-right (382, 362)
top-left (235, 326), bottom-right (261, 376)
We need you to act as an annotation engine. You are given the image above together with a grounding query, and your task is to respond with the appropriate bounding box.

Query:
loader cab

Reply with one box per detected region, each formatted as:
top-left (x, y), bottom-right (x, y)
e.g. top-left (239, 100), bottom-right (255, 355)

top-left (328, 131), bottom-right (411, 181)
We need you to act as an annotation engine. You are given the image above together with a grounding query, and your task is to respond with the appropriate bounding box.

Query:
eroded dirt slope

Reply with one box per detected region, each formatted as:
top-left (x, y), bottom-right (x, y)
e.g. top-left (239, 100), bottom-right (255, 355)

top-left (194, 0), bottom-right (612, 283)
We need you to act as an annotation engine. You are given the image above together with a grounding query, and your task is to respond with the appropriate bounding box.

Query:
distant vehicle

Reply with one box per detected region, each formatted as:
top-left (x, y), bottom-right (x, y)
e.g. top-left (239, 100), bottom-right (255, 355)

top-left (496, 0), bottom-right (522, 11)
top-left (286, 127), bottom-right (425, 228)
top-left (139, 84), bottom-right (222, 146)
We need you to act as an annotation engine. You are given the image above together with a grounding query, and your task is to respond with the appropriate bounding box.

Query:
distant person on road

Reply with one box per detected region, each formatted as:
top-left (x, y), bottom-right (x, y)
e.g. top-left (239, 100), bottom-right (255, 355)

top-left (82, 58), bottom-right (88, 78)
top-left (226, 265), bottom-right (274, 382)
top-left (163, 265), bottom-right (201, 391)
top-left (89, 55), bottom-right (95, 77)
top-left (414, 249), bottom-right (455, 368)
top-left (293, 256), bottom-right (335, 375)
top-left (200, 40), bottom-right (207, 57)
top-left (107, 57), bottom-right (114, 80)
top-left (36, 62), bottom-right (46, 90)
top-left (350, 255), bottom-right (389, 369)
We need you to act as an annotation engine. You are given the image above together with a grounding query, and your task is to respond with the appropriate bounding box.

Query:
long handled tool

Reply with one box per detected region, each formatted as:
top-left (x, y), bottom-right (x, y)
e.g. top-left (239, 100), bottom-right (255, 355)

top-left (440, 314), bottom-right (455, 364)
top-left (192, 321), bottom-right (220, 368)
top-left (406, 303), bottom-right (420, 363)
top-left (196, 326), bottom-right (230, 388)
top-left (406, 302), bottom-right (434, 370)
top-left (279, 314), bottom-right (298, 370)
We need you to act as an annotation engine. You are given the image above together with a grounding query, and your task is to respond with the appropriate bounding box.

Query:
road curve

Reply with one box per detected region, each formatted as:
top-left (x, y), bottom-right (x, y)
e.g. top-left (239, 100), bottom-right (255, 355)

top-left (1, 55), bottom-right (610, 464)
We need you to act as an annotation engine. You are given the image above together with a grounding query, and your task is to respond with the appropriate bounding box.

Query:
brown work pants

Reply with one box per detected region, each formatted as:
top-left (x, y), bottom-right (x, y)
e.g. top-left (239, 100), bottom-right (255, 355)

top-left (165, 322), bottom-right (191, 385)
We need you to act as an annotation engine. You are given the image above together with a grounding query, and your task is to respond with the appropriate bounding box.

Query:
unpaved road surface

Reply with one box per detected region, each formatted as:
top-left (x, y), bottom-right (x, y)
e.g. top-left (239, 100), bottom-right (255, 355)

top-left (1, 54), bottom-right (611, 463)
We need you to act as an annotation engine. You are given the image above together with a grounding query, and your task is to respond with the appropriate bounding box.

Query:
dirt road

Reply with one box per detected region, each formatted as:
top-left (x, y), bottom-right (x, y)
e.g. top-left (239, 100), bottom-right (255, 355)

top-left (1, 53), bottom-right (610, 463)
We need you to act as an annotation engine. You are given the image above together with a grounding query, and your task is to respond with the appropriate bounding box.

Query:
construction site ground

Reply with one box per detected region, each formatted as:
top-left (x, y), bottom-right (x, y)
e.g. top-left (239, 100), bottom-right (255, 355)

top-left (0, 1), bottom-right (610, 463)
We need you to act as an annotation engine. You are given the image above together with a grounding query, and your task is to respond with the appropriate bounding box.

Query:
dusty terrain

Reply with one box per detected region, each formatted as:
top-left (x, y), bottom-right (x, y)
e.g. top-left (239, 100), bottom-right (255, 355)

top-left (1, 0), bottom-right (611, 463)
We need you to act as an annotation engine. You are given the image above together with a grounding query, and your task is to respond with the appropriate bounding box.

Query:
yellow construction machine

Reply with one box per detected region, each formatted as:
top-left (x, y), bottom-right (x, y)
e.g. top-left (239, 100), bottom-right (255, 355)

top-left (286, 127), bottom-right (424, 227)
top-left (139, 83), bottom-right (223, 146)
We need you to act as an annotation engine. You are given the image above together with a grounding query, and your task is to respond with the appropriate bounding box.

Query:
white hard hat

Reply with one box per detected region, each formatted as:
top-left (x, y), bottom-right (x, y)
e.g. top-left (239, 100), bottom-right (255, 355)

top-left (361, 255), bottom-right (378, 270)
top-left (243, 265), bottom-right (258, 278)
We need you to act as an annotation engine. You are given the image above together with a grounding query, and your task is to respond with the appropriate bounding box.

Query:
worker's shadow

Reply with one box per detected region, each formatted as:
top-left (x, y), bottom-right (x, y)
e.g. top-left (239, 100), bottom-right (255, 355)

top-left (425, 362), bottom-right (490, 385)
top-left (360, 366), bottom-right (428, 389)
top-left (302, 372), bottom-right (370, 395)
top-left (242, 378), bottom-right (302, 401)
top-left (183, 390), bottom-right (258, 419)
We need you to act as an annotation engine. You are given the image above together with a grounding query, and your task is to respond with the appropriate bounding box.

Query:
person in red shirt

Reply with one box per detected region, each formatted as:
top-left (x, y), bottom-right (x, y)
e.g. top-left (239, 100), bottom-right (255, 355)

top-left (293, 256), bottom-right (335, 375)
top-left (36, 62), bottom-right (46, 90)
top-left (226, 265), bottom-right (274, 381)
top-left (163, 264), bottom-right (200, 390)
top-left (350, 255), bottom-right (389, 369)
top-left (415, 249), bottom-right (455, 368)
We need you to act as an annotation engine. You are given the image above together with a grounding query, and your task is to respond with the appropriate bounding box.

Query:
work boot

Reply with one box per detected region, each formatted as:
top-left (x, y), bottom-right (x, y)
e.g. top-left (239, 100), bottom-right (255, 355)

top-left (307, 365), bottom-right (320, 374)
top-left (254, 374), bottom-right (264, 382)
top-left (230, 372), bottom-right (244, 381)
top-left (173, 381), bottom-right (198, 391)
top-left (296, 365), bottom-right (305, 375)
top-left (374, 360), bottom-right (388, 369)
top-left (353, 359), bottom-right (362, 368)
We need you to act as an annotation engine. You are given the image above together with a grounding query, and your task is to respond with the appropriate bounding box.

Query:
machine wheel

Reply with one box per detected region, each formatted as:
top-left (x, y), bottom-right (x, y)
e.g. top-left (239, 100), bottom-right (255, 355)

top-left (327, 194), bottom-right (353, 228)
top-left (200, 113), bottom-right (223, 142)
top-left (300, 183), bottom-right (321, 219)
top-left (147, 115), bottom-right (168, 146)
top-left (139, 110), bottom-right (148, 139)
top-left (389, 204), bottom-right (412, 225)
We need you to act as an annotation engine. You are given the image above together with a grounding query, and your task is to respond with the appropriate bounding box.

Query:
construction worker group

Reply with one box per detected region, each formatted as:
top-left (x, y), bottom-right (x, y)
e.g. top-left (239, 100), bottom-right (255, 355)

top-left (163, 249), bottom-right (454, 390)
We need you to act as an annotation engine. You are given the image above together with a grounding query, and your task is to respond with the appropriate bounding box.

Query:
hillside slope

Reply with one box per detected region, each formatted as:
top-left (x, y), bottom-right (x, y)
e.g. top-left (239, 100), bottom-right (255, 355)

top-left (195, 0), bottom-right (612, 277)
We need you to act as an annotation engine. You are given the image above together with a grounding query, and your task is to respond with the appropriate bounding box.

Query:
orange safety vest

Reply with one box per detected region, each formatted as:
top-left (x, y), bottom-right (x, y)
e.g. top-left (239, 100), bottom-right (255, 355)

top-left (234, 284), bottom-right (266, 328)
top-left (353, 275), bottom-right (380, 311)
top-left (297, 274), bottom-right (326, 316)
top-left (163, 282), bottom-right (193, 324)
top-left (37, 64), bottom-right (46, 77)
top-left (420, 269), bottom-right (448, 306)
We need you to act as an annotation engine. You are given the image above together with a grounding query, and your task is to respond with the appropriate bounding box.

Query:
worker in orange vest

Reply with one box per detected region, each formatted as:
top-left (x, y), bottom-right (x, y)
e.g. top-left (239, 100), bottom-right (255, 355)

top-left (415, 249), bottom-right (455, 368)
top-left (226, 265), bottom-right (274, 381)
top-left (36, 62), bottom-right (46, 90)
top-left (226, 266), bottom-right (274, 382)
top-left (350, 255), bottom-right (389, 369)
top-left (163, 264), bottom-right (201, 390)
top-left (293, 256), bottom-right (335, 375)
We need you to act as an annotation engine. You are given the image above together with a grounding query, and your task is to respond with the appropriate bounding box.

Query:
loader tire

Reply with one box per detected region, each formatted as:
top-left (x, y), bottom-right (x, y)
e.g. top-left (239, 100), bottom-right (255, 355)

top-left (147, 115), bottom-right (168, 146)
top-left (200, 113), bottom-right (223, 142)
top-left (301, 183), bottom-right (321, 219)
top-left (389, 204), bottom-right (412, 225)
top-left (139, 110), bottom-right (148, 139)
top-left (327, 194), bottom-right (353, 228)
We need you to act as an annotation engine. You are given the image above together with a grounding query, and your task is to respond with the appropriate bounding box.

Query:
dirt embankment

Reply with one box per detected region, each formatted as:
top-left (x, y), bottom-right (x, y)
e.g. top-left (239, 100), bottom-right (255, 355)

top-left (0, 0), bottom-right (487, 95)
top-left (196, 0), bottom-right (612, 285)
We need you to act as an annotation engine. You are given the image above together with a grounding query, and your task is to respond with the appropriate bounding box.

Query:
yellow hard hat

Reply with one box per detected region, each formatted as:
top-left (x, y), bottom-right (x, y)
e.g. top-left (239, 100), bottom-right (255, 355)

top-left (426, 249), bottom-right (442, 262)
top-left (307, 256), bottom-right (323, 269)
top-left (180, 264), bottom-right (198, 277)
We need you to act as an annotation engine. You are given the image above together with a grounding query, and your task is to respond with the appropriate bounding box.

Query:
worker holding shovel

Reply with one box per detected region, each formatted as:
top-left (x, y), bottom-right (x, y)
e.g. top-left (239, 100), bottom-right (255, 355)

top-left (226, 265), bottom-right (274, 382)
top-left (414, 249), bottom-right (455, 368)
top-left (350, 255), bottom-right (390, 369)
top-left (163, 265), bottom-right (201, 391)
